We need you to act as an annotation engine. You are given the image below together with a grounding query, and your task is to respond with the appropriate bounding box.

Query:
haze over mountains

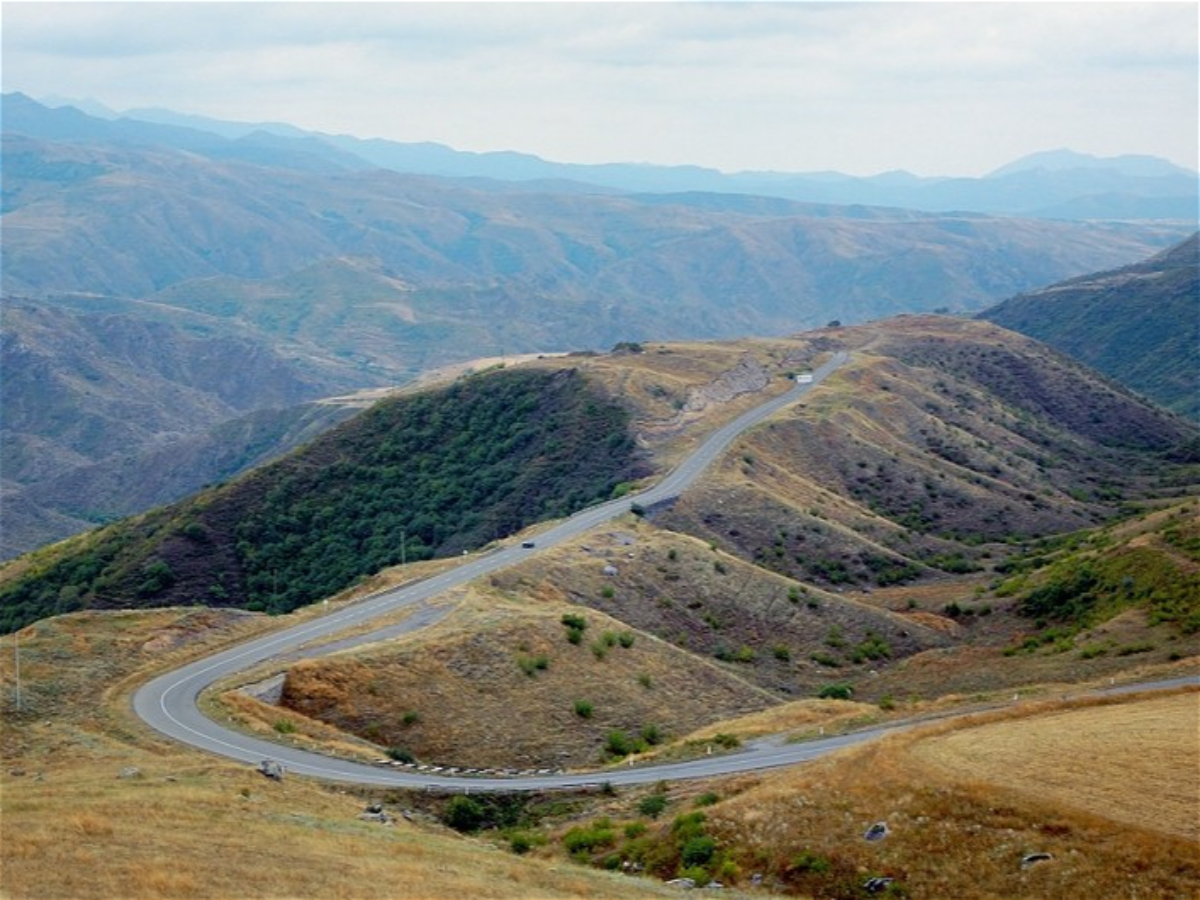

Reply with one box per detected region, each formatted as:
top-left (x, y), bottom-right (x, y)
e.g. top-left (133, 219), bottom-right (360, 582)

top-left (1, 91), bottom-right (1196, 562)
top-left (17, 92), bottom-right (1200, 220)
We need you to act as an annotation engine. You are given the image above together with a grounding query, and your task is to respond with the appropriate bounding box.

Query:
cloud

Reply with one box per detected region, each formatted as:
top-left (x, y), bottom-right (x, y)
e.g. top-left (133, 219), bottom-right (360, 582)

top-left (3, 2), bottom-right (1196, 176)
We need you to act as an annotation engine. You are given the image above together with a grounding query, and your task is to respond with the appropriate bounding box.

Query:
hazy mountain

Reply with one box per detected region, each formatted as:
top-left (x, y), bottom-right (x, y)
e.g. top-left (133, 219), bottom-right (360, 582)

top-left (3, 129), bottom-right (1186, 318)
top-left (3, 93), bottom-right (1194, 561)
top-left (10, 93), bottom-right (1198, 220)
top-left (980, 233), bottom-right (1199, 419)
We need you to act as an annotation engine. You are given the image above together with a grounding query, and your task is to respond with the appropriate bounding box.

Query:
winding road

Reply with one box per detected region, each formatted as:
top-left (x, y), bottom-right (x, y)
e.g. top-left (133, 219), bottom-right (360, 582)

top-left (131, 350), bottom-right (1196, 791)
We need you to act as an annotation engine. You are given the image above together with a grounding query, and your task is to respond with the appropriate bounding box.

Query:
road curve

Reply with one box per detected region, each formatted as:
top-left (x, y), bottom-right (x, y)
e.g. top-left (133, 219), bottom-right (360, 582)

top-left (132, 349), bottom-right (1198, 790)
top-left (134, 352), bottom-right (850, 788)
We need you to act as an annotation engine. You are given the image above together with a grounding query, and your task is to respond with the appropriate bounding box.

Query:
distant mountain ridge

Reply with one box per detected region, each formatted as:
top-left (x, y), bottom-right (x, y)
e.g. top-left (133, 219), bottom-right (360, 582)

top-left (2, 91), bottom-right (1195, 561)
top-left (980, 233), bottom-right (1200, 420)
top-left (9, 92), bottom-right (1197, 220)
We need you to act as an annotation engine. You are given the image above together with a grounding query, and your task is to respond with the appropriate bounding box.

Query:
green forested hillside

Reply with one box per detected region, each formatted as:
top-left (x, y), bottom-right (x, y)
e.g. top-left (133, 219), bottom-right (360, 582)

top-left (0, 367), bottom-right (647, 632)
top-left (980, 234), bottom-right (1199, 419)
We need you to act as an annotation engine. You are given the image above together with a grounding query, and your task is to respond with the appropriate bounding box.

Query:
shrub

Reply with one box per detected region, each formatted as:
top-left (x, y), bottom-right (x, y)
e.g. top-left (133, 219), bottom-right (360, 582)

top-left (600, 586), bottom-right (615, 599)
top-left (444, 796), bottom-right (486, 832)
top-left (618, 631), bottom-right (636, 648)
top-left (574, 700), bottom-right (594, 718)
top-left (401, 710), bottom-right (421, 726)
top-left (605, 731), bottom-right (634, 758)
top-left (693, 792), bottom-right (719, 807)
top-left (671, 811), bottom-right (707, 841)
top-left (386, 746), bottom-right (415, 764)
top-left (273, 718), bottom-right (297, 734)
top-left (772, 644), bottom-right (791, 661)
top-left (563, 820), bottom-right (616, 855)
top-left (818, 682), bottom-right (854, 700)
top-left (791, 849), bottom-right (832, 874)
top-left (510, 832), bottom-right (533, 855)
top-left (681, 835), bottom-right (717, 867)
top-left (518, 654), bottom-right (550, 676)
top-left (561, 613), bottom-right (588, 632)
top-left (637, 673), bottom-right (654, 689)
top-left (640, 724), bottom-right (663, 746)
top-left (639, 793), bottom-right (668, 818)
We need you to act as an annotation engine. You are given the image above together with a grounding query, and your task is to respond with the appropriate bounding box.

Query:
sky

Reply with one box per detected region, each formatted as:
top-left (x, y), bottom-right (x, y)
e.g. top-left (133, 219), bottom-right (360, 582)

top-left (3, 1), bottom-right (1197, 177)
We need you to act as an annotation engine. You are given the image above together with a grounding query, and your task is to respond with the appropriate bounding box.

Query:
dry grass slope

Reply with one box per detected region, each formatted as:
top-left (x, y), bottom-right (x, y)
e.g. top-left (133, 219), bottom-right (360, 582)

top-left (686, 691), bottom-right (1200, 899)
top-left (0, 608), bottom-right (686, 900)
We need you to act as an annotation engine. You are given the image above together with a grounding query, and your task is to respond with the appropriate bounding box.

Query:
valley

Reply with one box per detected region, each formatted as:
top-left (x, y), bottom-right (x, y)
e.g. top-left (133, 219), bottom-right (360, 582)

top-left (2, 88), bottom-right (1198, 900)
top-left (3, 315), bottom-right (1197, 899)
top-left (3, 92), bottom-right (1196, 562)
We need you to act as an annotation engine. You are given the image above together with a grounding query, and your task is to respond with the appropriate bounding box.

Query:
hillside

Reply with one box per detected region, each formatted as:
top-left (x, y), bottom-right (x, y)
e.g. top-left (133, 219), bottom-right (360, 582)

top-left (0, 367), bottom-right (647, 633)
top-left (654, 318), bottom-right (1195, 590)
top-left (6, 131), bottom-right (1184, 323)
top-left (4, 101), bottom-right (1194, 564)
top-left (0, 297), bottom-right (373, 559)
top-left (980, 233), bottom-right (1200, 419)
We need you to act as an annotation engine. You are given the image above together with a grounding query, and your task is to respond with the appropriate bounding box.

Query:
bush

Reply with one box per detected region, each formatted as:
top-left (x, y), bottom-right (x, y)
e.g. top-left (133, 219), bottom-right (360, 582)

top-left (444, 796), bottom-right (486, 832)
top-left (618, 631), bottom-right (636, 648)
top-left (693, 792), bottom-right (719, 807)
top-left (818, 682), bottom-right (854, 700)
top-left (605, 730), bottom-right (634, 758)
top-left (386, 746), bottom-right (415, 764)
top-left (791, 849), bottom-right (832, 874)
top-left (561, 613), bottom-right (588, 631)
top-left (681, 835), bottom-right (717, 867)
top-left (639, 793), bottom-right (668, 818)
top-left (273, 718), bottom-right (297, 734)
top-left (574, 700), bottom-right (594, 718)
top-left (563, 820), bottom-right (616, 855)
top-left (518, 653), bottom-right (550, 676)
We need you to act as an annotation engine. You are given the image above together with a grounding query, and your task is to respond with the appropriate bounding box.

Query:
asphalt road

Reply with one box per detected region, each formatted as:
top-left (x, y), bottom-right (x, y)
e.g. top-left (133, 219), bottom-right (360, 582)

top-left (131, 350), bottom-right (1197, 792)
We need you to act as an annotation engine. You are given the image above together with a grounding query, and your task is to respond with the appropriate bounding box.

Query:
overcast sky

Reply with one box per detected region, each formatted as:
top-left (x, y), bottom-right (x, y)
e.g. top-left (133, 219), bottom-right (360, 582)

top-left (3, 2), bottom-right (1197, 177)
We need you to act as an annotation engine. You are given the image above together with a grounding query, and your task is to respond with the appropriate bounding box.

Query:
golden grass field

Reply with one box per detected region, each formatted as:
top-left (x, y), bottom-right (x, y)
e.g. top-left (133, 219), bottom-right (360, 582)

top-left (909, 692), bottom-right (1200, 842)
top-left (688, 688), bottom-right (1200, 900)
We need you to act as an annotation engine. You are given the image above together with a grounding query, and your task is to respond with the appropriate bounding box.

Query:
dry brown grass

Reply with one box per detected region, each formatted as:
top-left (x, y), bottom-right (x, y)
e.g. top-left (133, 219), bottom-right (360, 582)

top-left (2, 756), bottom-right (684, 900)
top-left (668, 688), bottom-right (1200, 900)
top-left (0, 608), bottom-right (688, 900)
top-left (274, 590), bottom-right (777, 769)
top-left (910, 691), bottom-right (1200, 841)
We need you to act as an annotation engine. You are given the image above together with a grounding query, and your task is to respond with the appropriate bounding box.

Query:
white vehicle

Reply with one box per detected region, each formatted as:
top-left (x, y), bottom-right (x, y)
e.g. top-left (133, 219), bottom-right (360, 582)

top-left (795, 372), bottom-right (814, 384)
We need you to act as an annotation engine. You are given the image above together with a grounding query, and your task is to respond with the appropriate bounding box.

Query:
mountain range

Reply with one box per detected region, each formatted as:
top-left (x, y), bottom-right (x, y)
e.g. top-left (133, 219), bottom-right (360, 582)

top-left (1, 92), bottom-right (1196, 563)
top-left (14, 92), bottom-right (1198, 220)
